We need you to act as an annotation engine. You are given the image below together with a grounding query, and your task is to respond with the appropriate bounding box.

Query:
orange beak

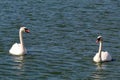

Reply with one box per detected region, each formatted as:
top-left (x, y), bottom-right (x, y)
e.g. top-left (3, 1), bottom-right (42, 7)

top-left (25, 29), bottom-right (30, 33)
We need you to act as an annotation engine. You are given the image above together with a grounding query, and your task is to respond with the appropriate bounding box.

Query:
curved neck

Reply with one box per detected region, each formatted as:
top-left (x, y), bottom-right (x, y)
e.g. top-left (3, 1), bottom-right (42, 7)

top-left (19, 30), bottom-right (24, 48)
top-left (98, 41), bottom-right (102, 62)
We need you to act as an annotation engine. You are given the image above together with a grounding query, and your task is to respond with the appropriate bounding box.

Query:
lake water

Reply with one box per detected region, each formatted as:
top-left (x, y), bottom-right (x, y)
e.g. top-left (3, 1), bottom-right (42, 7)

top-left (0, 0), bottom-right (120, 80)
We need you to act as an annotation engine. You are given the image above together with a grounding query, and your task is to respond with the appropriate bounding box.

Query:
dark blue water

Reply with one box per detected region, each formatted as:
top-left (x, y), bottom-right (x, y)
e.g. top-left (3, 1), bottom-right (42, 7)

top-left (0, 0), bottom-right (120, 80)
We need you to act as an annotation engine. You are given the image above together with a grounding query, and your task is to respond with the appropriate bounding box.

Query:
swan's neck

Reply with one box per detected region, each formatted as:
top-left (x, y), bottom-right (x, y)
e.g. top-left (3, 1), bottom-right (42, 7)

top-left (19, 30), bottom-right (24, 48)
top-left (98, 41), bottom-right (102, 62)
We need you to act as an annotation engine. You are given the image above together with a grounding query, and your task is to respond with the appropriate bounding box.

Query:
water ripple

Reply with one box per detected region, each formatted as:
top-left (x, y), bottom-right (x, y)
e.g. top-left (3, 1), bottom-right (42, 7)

top-left (0, 0), bottom-right (119, 80)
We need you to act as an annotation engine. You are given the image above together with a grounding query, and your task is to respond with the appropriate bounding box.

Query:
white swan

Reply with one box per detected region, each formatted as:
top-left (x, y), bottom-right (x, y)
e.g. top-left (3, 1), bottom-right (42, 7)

top-left (9, 27), bottom-right (30, 55)
top-left (93, 36), bottom-right (112, 63)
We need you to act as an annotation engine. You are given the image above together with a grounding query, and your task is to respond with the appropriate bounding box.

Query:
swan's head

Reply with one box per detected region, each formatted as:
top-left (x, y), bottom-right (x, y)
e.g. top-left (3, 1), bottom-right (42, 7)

top-left (96, 36), bottom-right (102, 43)
top-left (20, 27), bottom-right (30, 33)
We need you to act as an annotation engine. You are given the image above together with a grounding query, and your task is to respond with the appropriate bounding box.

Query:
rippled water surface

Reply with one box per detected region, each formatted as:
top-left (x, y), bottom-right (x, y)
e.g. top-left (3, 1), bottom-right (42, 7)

top-left (0, 0), bottom-right (120, 80)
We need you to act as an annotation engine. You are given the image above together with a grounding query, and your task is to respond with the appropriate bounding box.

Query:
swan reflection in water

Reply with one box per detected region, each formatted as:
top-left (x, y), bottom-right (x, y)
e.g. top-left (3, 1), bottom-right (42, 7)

top-left (12, 56), bottom-right (24, 70)
top-left (91, 63), bottom-right (108, 80)
top-left (95, 63), bottom-right (107, 70)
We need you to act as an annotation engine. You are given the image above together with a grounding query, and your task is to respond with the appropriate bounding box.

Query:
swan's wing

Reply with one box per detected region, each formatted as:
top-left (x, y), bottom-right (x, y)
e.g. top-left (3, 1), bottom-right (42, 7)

top-left (9, 43), bottom-right (27, 55)
top-left (101, 51), bottom-right (112, 61)
top-left (93, 52), bottom-right (100, 62)
top-left (9, 43), bottom-right (21, 54)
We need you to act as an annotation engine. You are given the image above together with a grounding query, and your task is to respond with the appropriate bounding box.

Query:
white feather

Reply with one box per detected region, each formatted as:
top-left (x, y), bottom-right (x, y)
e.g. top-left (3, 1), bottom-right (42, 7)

top-left (9, 27), bottom-right (29, 55)
top-left (93, 51), bottom-right (112, 62)
top-left (93, 36), bottom-right (112, 62)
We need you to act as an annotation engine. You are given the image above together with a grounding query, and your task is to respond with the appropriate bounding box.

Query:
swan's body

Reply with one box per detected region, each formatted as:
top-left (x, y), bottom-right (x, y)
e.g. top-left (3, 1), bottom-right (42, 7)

top-left (93, 51), bottom-right (112, 63)
top-left (9, 27), bottom-right (30, 55)
top-left (9, 43), bottom-right (27, 55)
top-left (93, 36), bottom-right (112, 63)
